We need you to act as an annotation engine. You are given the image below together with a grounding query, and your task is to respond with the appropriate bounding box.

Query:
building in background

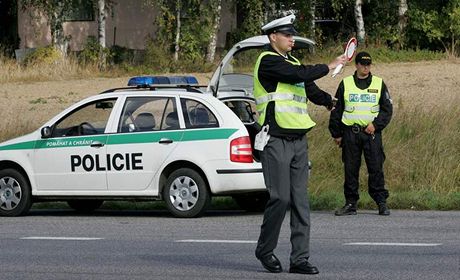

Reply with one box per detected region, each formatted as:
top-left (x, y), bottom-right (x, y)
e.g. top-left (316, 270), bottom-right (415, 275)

top-left (17, 0), bottom-right (236, 52)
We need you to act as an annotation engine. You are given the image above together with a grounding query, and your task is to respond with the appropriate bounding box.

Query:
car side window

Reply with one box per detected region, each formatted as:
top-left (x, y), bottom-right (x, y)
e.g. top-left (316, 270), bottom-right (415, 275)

top-left (223, 100), bottom-right (258, 124)
top-left (118, 96), bottom-right (178, 133)
top-left (180, 99), bottom-right (219, 129)
top-left (52, 98), bottom-right (116, 137)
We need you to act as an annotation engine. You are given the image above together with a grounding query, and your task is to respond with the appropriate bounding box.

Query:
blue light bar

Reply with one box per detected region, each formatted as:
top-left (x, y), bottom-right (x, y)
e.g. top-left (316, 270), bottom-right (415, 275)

top-left (128, 75), bottom-right (198, 86)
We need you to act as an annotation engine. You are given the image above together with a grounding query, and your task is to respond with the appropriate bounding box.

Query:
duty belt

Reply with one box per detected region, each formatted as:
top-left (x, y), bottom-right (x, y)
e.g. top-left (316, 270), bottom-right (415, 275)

top-left (351, 124), bottom-right (366, 134)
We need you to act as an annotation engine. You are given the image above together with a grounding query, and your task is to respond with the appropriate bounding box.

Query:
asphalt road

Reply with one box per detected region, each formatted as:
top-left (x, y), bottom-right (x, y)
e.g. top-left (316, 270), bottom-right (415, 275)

top-left (0, 209), bottom-right (458, 280)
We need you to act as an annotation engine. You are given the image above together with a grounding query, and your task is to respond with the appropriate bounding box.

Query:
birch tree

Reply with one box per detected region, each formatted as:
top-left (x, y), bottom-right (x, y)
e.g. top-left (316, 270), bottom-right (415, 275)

top-left (174, 0), bottom-right (181, 61)
top-left (354, 0), bottom-right (366, 42)
top-left (398, 0), bottom-right (408, 48)
top-left (97, 0), bottom-right (107, 68)
top-left (206, 0), bottom-right (222, 63)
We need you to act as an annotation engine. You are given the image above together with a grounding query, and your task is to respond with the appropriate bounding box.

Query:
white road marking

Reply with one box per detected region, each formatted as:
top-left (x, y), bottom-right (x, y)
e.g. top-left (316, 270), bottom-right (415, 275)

top-left (176, 239), bottom-right (256, 244)
top-left (21, 237), bottom-right (103, 241)
top-left (343, 242), bottom-right (442, 247)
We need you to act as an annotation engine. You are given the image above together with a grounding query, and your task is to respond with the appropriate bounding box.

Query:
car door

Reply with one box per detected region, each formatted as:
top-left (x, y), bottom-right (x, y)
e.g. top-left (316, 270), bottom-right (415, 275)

top-left (33, 98), bottom-right (117, 191)
top-left (106, 95), bottom-right (183, 191)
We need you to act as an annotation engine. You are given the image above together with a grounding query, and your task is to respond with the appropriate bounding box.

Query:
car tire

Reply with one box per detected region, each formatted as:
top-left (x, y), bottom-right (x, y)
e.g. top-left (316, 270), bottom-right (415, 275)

top-left (0, 169), bottom-right (32, 217)
top-left (67, 199), bottom-right (104, 212)
top-left (233, 192), bottom-right (268, 212)
top-left (163, 168), bottom-right (210, 218)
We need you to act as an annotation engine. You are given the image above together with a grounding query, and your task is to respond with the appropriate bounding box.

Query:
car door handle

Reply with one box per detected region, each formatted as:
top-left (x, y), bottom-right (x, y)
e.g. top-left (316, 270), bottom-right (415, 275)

top-left (90, 141), bottom-right (105, 148)
top-left (159, 138), bottom-right (173, 144)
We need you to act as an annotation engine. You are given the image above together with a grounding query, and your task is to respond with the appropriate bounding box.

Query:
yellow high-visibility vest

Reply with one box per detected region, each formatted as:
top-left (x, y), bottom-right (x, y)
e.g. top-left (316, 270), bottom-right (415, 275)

top-left (253, 51), bottom-right (316, 130)
top-left (342, 75), bottom-right (382, 126)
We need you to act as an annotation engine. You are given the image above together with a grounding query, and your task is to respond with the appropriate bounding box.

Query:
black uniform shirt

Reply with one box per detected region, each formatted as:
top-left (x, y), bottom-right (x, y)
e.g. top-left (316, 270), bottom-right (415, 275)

top-left (258, 45), bottom-right (332, 137)
top-left (328, 71), bottom-right (393, 138)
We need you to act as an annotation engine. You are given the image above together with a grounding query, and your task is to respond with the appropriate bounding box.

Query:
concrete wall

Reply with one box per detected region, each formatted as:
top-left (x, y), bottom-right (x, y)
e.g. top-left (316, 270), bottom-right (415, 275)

top-left (18, 0), bottom-right (236, 51)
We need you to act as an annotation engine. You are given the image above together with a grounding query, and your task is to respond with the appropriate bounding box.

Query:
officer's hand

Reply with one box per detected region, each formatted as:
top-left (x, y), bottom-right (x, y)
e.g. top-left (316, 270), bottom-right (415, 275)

top-left (328, 54), bottom-right (347, 70)
top-left (326, 97), bottom-right (338, 111)
top-left (334, 137), bottom-right (342, 147)
top-left (365, 123), bottom-right (376, 134)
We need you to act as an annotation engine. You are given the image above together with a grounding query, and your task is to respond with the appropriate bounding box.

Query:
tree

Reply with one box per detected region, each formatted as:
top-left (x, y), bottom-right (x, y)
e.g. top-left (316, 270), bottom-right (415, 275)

top-left (97, 0), bottom-right (107, 68)
top-left (206, 0), bottom-right (222, 63)
top-left (398, 0), bottom-right (408, 48)
top-left (408, 0), bottom-right (460, 56)
top-left (21, 0), bottom-right (74, 55)
top-left (354, 0), bottom-right (365, 42)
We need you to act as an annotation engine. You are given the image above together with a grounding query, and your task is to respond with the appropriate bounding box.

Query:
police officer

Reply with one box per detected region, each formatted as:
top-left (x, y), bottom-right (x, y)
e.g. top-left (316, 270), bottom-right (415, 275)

top-left (329, 51), bottom-right (393, 216)
top-left (254, 14), bottom-right (346, 274)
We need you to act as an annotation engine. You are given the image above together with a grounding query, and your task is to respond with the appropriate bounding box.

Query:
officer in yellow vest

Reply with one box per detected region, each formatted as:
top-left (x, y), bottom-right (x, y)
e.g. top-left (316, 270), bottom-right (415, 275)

top-left (329, 52), bottom-right (393, 216)
top-left (254, 14), bottom-right (346, 275)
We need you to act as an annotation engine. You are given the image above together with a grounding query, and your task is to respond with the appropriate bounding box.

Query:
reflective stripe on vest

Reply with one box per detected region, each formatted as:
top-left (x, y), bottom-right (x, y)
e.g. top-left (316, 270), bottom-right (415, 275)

top-left (253, 51), bottom-right (316, 130)
top-left (342, 75), bottom-right (382, 126)
top-left (255, 93), bottom-right (307, 104)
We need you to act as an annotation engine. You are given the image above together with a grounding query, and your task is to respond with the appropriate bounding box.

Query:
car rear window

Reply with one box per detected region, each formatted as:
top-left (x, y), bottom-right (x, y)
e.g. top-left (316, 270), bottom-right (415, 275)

top-left (180, 99), bottom-right (219, 129)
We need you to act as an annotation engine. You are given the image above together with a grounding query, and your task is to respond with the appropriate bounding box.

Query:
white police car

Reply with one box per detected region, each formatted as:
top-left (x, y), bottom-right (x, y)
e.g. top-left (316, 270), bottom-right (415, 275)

top-left (0, 35), bottom-right (314, 218)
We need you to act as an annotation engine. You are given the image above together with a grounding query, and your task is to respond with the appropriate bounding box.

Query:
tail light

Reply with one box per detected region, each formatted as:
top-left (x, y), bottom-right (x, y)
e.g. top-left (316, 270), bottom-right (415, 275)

top-left (230, 136), bottom-right (253, 163)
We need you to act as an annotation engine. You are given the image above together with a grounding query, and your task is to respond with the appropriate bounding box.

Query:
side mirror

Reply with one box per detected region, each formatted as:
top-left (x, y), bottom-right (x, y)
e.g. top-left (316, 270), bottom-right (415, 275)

top-left (41, 126), bottom-right (52, 138)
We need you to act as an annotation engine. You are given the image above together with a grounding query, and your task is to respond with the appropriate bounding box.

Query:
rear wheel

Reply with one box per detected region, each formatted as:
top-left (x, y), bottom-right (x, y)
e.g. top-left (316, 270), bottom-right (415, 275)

top-left (0, 169), bottom-right (32, 216)
top-left (67, 199), bottom-right (104, 212)
top-left (233, 192), bottom-right (268, 212)
top-left (163, 168), bottom-right (210, 218)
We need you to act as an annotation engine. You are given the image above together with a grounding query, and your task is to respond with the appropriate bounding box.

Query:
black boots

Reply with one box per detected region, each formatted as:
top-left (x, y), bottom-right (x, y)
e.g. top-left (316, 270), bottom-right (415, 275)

top-left (256, 253), bottom-right (283, 273)
top-left (334, 203), bottom-right (357, 216)
top-left (289, 260), bottom-right (319, 274)
top-left (335, 202), bottom-right (391, 216)
top-left (378, 203), bottom-right (390, 215)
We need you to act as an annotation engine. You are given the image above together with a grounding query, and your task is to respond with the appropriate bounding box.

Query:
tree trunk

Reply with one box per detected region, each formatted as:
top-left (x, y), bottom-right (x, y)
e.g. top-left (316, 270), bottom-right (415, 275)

top-left (206, 0), bottom-right (222, 63)
top-left (310, 0), bottom-right (316, 38)
top-left (50, 2), bottom-right (67, 56)
top-left (354, 0), bottom-right (366, 43)
top-left (398, 0), bottom-right (408, 49)
top-left (97, 0), bottom-right (107, 69)
top-left (174, 0), bottom-right (181, 62)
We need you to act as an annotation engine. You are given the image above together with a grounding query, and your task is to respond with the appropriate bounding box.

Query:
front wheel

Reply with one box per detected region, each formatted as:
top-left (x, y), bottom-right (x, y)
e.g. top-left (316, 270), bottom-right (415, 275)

top-left (163, 168), bottom-right (210, 218)
top-left (0, 169), bottom-right (32, 216)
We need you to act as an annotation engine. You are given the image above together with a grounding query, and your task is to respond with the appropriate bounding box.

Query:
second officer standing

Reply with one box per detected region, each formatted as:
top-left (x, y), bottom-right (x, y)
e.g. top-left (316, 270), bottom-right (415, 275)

top-left (329, 52), bottom-right (393, 216)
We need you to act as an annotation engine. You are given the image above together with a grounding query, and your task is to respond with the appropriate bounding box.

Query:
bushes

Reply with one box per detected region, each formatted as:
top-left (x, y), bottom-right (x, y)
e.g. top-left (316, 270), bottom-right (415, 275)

top-left (22, 46), bottom-right (63, 66)
top-left (78, 36), bottom-right (112, 67)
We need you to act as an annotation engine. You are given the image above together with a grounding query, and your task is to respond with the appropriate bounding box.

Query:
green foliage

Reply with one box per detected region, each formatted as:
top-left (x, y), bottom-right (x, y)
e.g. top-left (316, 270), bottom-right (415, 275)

top-left (143, 37), bottom-right (173, 72)
top-left (407, 0), bottom-right (460, 55)
top-left (363, 0), bottom-right (400, 46)
top-left (150, 0), bottom-right (216, 62)
top-left (110, 45), bottom-right (136, 65)
top-left (22, 46), bottom-right (62, 66)
top-left (78, 36), bottom-right (112, 65)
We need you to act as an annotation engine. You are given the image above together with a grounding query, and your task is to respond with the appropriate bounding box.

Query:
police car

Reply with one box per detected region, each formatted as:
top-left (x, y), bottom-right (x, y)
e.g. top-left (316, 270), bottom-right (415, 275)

top-left (0, 36), bottom-right (314, 218)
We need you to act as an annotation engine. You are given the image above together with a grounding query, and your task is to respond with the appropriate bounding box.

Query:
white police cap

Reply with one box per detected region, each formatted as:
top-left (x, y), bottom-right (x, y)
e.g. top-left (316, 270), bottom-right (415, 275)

top-left (261, 14), bottom-right (298, 35)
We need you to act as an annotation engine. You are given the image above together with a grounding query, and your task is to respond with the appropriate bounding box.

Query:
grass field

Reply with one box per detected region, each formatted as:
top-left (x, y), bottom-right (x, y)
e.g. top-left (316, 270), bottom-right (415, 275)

top-left (1, 58), bottom-right (459, 211)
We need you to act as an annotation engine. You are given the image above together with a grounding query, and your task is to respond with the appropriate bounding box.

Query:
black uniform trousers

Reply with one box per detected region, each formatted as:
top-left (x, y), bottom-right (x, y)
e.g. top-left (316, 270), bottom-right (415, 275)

top-left (342, 127), bottom-right (389, 205)
top-left (256, 135), bottom-right (310, 266)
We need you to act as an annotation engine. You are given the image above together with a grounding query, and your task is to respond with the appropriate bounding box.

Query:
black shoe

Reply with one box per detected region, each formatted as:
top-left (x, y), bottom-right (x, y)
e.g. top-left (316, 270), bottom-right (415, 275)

top-left (335, 203), bottom-right (357, 216)
top-left (257, 254), bottom-right (282, 273)
top-left (378, 203), bottom-right (390, 215)
top-left (289, 260), bottom-right (319, 274)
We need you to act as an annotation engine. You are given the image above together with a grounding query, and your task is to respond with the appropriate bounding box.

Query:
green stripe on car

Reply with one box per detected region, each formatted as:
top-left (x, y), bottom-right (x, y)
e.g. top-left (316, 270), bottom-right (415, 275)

top-left (0, 128), bottom-right (238, 151)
